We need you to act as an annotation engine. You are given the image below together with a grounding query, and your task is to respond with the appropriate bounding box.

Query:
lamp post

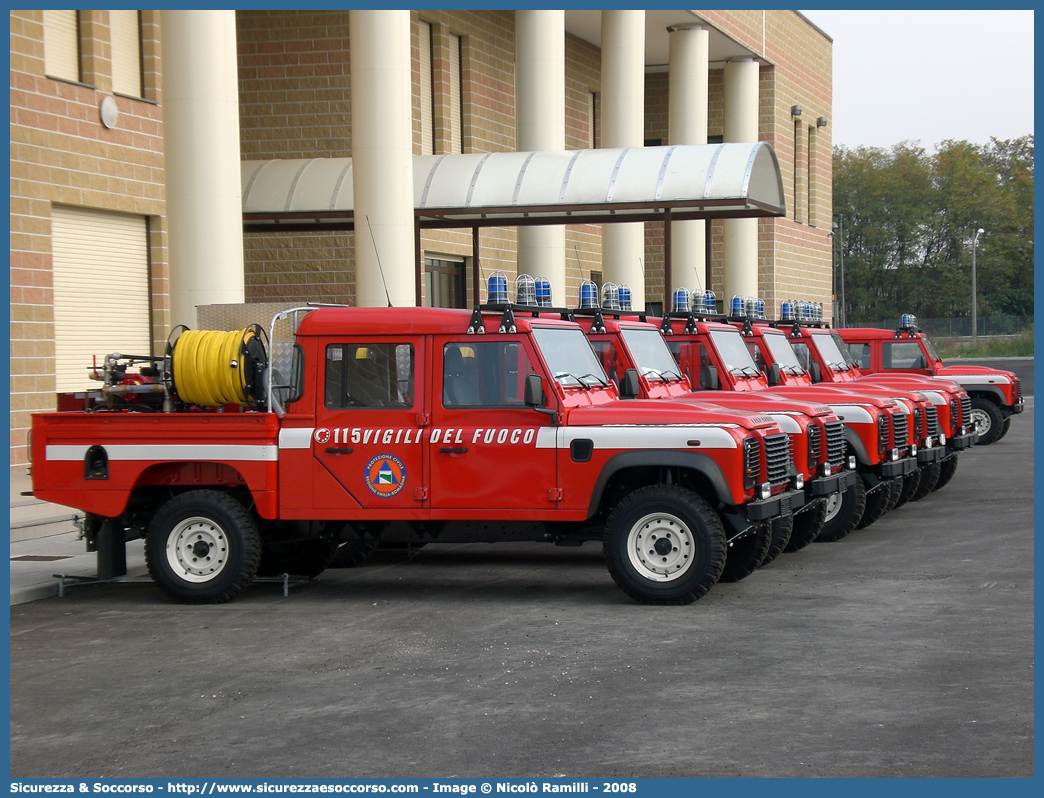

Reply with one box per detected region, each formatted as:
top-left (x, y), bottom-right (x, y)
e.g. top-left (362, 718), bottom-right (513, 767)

top-left (971, 227), bottom-right (984, 344)
top-left (833, 216), bottom-right (845, 327)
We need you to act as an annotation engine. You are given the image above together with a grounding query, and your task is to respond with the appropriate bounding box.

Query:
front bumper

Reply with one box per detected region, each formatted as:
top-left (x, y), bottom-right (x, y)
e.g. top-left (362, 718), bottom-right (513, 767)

top-left (878, 456), bottom-right (918, 478)
top-left (745, 487), bottom-right (806, 522)
top-left (809, 470), bottom-right (850, 498)
top-left (949, 431), bottom-right (978, 451)
top-left (1010, 397), bottom-right (1025, 415)
top-left (917, 445), bottom-right (946, 464)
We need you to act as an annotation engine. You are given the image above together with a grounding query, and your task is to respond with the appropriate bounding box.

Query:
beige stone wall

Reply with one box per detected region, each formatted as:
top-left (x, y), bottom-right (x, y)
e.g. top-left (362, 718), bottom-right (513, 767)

top-left (9, 10), bottom-right (167, 468)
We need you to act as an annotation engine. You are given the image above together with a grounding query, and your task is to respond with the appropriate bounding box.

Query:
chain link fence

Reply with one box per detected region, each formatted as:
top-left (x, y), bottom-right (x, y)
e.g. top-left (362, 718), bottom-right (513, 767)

top-left (846, 316), bottom-right (1033, 338)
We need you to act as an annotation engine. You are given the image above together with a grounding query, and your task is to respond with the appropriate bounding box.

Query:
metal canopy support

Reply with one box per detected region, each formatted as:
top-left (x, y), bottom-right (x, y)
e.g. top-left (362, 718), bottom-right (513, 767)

top-left (472, 226), bottom-right (481, 306)
top-left (663, 207), bottom-right (672, 311)
top-left (414, 218), bottom-right (422, 306)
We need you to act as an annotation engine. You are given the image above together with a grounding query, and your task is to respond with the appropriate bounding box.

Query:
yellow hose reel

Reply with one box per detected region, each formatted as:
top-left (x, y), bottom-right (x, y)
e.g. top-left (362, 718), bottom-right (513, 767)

top-left (171, 326), bottom-right (268, 408)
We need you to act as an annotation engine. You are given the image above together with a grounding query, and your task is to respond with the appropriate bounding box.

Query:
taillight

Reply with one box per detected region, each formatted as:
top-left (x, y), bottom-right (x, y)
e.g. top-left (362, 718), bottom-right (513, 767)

top-left (26, 428), bottom-right (32, 463)
top-left (743, 437), bottom-right (760, 489)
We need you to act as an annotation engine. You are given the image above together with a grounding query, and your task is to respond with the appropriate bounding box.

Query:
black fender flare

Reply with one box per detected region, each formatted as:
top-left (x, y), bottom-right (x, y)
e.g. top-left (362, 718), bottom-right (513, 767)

top-left (964, 384), bottom-right (1009, 407)
top-left (586, 450), bottom-right (735, 517)
top-left (844, 427), bottom-right (872, 467)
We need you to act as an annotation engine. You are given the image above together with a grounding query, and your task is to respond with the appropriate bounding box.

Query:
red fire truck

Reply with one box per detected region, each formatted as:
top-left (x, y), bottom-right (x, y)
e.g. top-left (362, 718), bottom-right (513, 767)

top-left (30, 305), bottom-right (802, 606)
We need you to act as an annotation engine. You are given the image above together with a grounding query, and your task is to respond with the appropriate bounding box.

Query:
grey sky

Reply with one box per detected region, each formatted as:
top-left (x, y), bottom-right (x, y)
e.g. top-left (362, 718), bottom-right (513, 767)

top-left (799, 9), bottom-right (1034, 151)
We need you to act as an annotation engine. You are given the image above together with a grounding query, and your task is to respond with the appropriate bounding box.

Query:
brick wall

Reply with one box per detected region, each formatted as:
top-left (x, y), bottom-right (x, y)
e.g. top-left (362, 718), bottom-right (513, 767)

top-left (9, 10), bottom-right (167, 468)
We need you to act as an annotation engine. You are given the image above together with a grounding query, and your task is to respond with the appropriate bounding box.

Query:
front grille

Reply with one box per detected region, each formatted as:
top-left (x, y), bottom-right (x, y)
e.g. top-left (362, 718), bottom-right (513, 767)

top-left (807, 424), bottom-right (821, 462)
top-left (1014, 378), bottom-right (1021, 402)
top-left (961, 396), bottom-right (972, 426)
top-left (764, 433), bottom-right (792, 487)
top-left (925, 406), bottom-right (940, 437)
top-left (824, 420), bottom-right (846, 467)
top-left (743, 437), bottom-right (760, 487)
top-left (914, 407), bottom-right (924, 437)
top-left (891, 412), bottom-right (909, 447)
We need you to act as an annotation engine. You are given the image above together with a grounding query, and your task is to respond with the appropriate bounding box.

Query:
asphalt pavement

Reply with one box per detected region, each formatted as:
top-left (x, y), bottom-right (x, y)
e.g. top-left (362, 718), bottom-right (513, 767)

top-left (8, 399), bottom-right (1034, 778)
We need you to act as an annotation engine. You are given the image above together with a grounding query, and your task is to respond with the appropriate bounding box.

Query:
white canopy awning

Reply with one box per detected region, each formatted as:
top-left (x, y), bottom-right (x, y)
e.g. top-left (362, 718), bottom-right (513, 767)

top-left (241, 142), bottom-right (785, 232)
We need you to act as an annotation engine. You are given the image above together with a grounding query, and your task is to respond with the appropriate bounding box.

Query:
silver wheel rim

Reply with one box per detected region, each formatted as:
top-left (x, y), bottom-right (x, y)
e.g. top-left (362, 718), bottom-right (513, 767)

top-left (969, 408), bottom-right (992, 436)
top-left (823, 492), bottom-right (843, 523)
top-left (626, 512), bottom-right (696, 583)
top-left (166, 516), bottom-right (230, 583)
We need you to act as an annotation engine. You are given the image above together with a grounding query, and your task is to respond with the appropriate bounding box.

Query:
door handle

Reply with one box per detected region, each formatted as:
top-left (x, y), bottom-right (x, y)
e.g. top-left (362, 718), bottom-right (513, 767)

top-left (325, 447), bottom-right (353, 454)
top-left (439, 446), bottom-right (468, 454)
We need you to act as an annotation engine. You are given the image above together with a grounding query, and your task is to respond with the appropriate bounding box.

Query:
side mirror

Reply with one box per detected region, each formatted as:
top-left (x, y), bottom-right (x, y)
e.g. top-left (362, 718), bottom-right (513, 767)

top-left (524, 373), bottom-right (546, 408)
top-left (619, 368), bottom-right (640, 399)
top-left (810, 363), bottom-right (822, 383)
top-left (917, 354), bottom-right (928, 369)
top-left (700, 365), bottom-right (720, 391)
top-left (767, 364), bottom-right (781, 386)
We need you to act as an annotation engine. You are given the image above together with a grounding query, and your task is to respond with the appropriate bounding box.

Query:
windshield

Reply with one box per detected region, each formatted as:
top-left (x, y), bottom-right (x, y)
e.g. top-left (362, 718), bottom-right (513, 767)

top-left (921, 335), bottom-right (942, 361)
top-left (709, 329), bottom-right (762, 377)
top-left (831, 331), bottom-right (859, 366)
top-left (531, 327), bottom-right (610, 388)
top-left (620, 328), bottom-right (683, 382)
top-left (810, 331), bottom-right (849, 370)
top-left (762, 331), bottom-right (806, 373)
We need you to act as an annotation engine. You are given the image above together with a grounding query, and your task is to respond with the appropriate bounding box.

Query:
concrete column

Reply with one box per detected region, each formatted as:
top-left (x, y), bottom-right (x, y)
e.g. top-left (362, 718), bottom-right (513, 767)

top-left (600, 10), bottom-right (645, 309)
top-left (722, 57), bottom-right (760, 302)
top-left (160, 10), bottom-right (244, 329)
top-left (515, 10), bottom-right (566, 306)
top-left (667, 23), bottom-right (709, 298)
top-left (350, 10), bottom-right (416, 307)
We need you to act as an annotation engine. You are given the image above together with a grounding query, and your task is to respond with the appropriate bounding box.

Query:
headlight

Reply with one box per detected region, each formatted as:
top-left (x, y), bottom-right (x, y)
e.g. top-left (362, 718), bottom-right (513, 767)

top-left (848, 455), bottom-right (857, 470)
top-left (793, 473), bottom-right (804, 490)
top-left (821, 462), bottom-right (832, 477)
top-left (757, 482), bottom-right (772, 500)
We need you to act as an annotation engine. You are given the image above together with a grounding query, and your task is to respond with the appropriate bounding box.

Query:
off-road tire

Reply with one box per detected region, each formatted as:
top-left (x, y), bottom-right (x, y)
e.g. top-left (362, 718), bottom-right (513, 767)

top-left (816, 473), bottom-right (867, 542)
top-left (257, 537), bottom-right (339, 578)
top-left (784, 500), bottom-right (827, 553)
top-left (911, 461), bottom-right (942, 501)
top-left (999, 416), bottom-right (1012, 439)
top-left (719, 524), bottom-right (773, 582)
top-left (969, 397), bottom-right (1004, 445)
top-left (603, 485), bottom-right (726, 604)
top-left (933, 455), bottom-right (959, 492)
top-left (857, 478), bottom-right (899, 529)
top-left (893, 468), bottom-right (922, 509)
top-left (760, 516), bottom-right (794, 567)
top-left (145, 490), bottom-right (261, 604)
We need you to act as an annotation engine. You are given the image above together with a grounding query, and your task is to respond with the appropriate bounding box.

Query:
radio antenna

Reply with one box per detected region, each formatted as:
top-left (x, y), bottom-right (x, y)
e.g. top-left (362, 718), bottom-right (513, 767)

top-left (365, 214), bottom-right (393, 308)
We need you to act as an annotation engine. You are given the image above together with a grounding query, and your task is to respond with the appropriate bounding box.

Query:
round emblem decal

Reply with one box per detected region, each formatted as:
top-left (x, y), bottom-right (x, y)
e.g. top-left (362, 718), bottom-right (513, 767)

top-left (314, 428), bottom-right (331, 444)
top-left (365, 454), bottom-right (406, 498)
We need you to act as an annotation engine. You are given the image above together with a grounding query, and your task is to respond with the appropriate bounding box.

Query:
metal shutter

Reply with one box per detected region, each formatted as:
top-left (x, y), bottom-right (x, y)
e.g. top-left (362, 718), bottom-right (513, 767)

top-left (51, 206), bottom-right (151, 392)
top-left (418, 21), bottom-right (433, 156)
top-left (43, 10), bottom-right (79, 82)
top-left (110, 9), bottom-right (142, 97)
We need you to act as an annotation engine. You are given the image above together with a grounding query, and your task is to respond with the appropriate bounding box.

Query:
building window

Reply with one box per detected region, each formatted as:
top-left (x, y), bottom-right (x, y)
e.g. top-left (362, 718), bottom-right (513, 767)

top-left (424, 257), bottom-right (466, 308)
top-left (110, 9), bottom-right (142, 98)
top-left (418, 20), bottom-right (434, 156)
top-left (589, 92), bottom-right (597, 149)
top-left (43, 9), bottom-right (80, 83)
top-left (447, 33), bottom-right (463, 153)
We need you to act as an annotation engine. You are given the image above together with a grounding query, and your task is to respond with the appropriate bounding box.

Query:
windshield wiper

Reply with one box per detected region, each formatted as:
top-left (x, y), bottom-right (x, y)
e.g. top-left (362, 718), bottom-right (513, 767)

top-left (555, 371), bottom-right (608, 388)
top-left (739, 366), bottom-right (761, 377)
top-left (641, 366), bottom-right (682, 383)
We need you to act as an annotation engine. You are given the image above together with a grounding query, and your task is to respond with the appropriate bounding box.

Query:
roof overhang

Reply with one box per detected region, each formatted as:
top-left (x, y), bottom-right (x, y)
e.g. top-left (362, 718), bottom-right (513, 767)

top-left (241, 142), bottom-right (785, 234)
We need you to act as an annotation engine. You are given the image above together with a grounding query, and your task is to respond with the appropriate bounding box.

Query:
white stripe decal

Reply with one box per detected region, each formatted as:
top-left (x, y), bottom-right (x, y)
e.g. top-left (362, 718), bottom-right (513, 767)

top-left (535, 428), bottom-right (557, 449)
top-left (826, 404), bottom-right (874, 424)
top-left (46, 444), bottom-right (279, 462)
top-left (765, 414), bottom-right (800, 434)
top-left (279, 427), bottom-right (315, 449)
top-left (949, 375), bottom-right (1009, 385)
top-left (552, 426), bottom-right (737, 450)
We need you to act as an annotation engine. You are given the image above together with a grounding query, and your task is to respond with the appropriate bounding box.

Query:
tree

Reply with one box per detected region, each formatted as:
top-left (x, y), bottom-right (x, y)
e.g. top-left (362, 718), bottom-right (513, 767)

top-left (832, 135), bottom-right (1033, 324)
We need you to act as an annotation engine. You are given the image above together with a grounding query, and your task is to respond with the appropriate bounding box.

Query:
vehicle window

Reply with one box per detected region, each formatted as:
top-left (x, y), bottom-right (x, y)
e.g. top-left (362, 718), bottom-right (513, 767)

top-left (810, 332), bottom-right (849, 369)
top-left (620, 328), bottom-right (683, 382)
top-left (667, 340), bottom-right (711, 388)
top-left (709, 329), bottom-right (762, 377)
top-left (272, 343), bottom-right (305, 407)
top-left (325, 343), bottom-right (414, 409)
top-left (746, 342), bottom-right (766, 372)
top-left (884, 341), bottom-right (923, 369)
top-left (531, 327), bottom-right (609, 388)
top-left (921, 335), bottom-right (942, 362)
top-left (791, 342), bottom-right (812, 372)
top-left (761, 332), bottom-right (806, 373)
top-left (589, 340), bottom-right (621, 386)
top-left (443, 340), bottom-right (536, 407)
top-left (846, 342), bottom-right (871, 370)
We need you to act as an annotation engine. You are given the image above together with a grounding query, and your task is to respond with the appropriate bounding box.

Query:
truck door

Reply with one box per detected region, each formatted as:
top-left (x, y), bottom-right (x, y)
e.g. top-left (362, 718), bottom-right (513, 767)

top-left (312, 338), bottom-right (426, 510)
top-left (429, 336), bottom-right (559, 511)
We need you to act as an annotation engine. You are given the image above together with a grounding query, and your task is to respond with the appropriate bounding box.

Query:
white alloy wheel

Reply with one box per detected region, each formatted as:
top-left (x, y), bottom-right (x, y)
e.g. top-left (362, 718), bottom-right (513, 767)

top-left (166, 516), bottom-right (230, 583)
top-left (627, 512), bottom-right (695, 582)
top-left (823, 491), bottom-right (843, 523)
top-left (969, 407), bottom-right (992, 436)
